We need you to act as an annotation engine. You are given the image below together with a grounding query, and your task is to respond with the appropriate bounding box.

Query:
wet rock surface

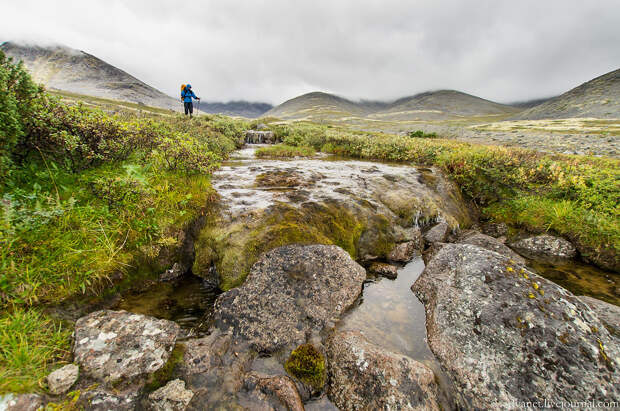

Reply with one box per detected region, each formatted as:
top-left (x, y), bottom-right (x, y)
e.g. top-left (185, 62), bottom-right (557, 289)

top-left (73, 310), bottom-right (180, 383)
top-left (195, 146), bottom-right (472, 288)
top-left (245, 130), bottom-right (277, 144)
top-left (510, 233), bottom-right (577, 260)
top-left (147, 379), bottom-right (194, 411)
top-left (213, 244), bottom-right (365, 353)
top-left (458, 231), bottom-right (526, 264)
top-left (412, 243), bottom-right (620, 409)
top-left (47, 364), bottom-right (79, 395)
top-left (327, 330), bottom-right (442, 410)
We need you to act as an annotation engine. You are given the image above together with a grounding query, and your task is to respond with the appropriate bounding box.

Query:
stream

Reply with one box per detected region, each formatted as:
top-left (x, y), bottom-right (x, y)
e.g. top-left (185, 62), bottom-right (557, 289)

top-left (113, 144), bottom-right (617, 408)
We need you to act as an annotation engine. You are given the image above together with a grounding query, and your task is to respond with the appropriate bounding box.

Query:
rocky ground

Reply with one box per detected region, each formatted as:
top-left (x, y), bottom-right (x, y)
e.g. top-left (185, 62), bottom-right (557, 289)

top-left (5, 146), bottom-right (619, 410)
top-left (404, 124), bottom-right (619, 157)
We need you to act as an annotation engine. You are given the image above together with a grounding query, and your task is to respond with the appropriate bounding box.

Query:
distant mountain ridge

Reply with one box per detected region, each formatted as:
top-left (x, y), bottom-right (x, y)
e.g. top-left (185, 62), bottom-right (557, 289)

top-left (0, 41), bottom-right (273, 117)
top-left (512, 68), bottom-right (620, 120)
top-left (266, 90), bottom-right (519, 121)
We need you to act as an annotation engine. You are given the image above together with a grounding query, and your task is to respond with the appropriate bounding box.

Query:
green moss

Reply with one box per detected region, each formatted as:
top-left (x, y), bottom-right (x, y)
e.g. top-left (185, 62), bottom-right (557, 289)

top-left (284, 344), bottom-right (326, 391)
top-left (194, 201), bottom-right (365, 291)
top-left (144, 344), bottom-right (185, 392)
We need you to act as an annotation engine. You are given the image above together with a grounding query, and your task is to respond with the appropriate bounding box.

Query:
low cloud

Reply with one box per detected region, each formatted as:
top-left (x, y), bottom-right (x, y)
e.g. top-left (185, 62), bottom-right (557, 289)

top-left (1, 0), bottom-right (619, 104)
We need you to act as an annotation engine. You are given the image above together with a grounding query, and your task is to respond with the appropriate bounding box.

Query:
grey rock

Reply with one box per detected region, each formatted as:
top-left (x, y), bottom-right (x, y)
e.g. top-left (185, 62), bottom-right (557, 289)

top-left (148, 379), bottom-right (194, 411)
top-left (46, 364), bottom-right (79, 395)
top-left (423, 222), bottom-right (449, 244)
top-left (368, 262), bottom-right (398, 279)
top-left (388, 241), bottom-right (420, 263)
top-left (412, 243), bottom-right (619, 409)
top-left (579, 296), bottom-right (620, 337)
top-left (458, 231), bottom-right (526, 264)
top-left (73, 310), bottom-right (180, 383)
top-left (213, 245), bottom-right (365, 353)
top-left (6, 394), bottom-right (44, 411)
top-left (481, 222), bottom-right (508, 237)
top-left (510, 234), bottom-right (577, 260)
top-left (327, 330), bottom-right (441, 411)
top-left (178, 331), bottom-right (231, 377)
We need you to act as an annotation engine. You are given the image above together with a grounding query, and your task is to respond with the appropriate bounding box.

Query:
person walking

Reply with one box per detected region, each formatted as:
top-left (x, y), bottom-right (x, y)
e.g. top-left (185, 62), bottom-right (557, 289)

top-left (181, 84), bottom-right (200, 117)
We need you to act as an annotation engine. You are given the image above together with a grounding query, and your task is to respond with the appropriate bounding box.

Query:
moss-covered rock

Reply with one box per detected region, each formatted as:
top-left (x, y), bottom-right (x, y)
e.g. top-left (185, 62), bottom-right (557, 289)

top-left (194, 201), bottom-right (367, 290)
top-left (285, 344), bottom-right (326, 392)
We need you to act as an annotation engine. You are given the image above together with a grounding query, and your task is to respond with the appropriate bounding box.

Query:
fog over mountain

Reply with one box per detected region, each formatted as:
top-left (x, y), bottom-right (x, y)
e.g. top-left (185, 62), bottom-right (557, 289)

top-left (1, 1), bottom-right (619, 105)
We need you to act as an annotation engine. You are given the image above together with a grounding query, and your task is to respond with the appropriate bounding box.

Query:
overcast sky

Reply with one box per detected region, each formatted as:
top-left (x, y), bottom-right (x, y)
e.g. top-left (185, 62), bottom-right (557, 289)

top-left (1, 0), bottom-right (619, 104)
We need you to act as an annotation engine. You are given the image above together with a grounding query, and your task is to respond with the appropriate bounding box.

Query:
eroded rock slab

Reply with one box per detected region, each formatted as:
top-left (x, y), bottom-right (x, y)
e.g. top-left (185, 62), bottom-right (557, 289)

top-left (213, 245), bottom-right (365, 353)
top-left (73, 310), bottom-right (180, 383)
top-left (327, 330), bottom-right (441, 411)
top-left (510, 233), bottom-right (577, 260)
top-left (412, 243), bottom-right (619, 409)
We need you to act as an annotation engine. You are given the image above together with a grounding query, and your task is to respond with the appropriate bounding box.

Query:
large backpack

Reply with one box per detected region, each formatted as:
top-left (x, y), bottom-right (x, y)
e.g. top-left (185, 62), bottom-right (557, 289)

top-left (180, 84), bottom-right (187, 100)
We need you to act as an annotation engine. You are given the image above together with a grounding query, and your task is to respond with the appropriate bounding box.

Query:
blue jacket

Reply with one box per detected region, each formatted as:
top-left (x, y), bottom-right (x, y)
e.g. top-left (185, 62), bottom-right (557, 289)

top-left (181, 86), bottom-right (198, 103)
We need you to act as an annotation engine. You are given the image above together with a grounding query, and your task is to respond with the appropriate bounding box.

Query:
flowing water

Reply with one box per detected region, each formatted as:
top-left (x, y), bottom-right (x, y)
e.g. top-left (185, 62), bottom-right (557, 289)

top-left (113, 145), bottom-right (617, 408)
top-left (114, 274), bottom-right (219, 340)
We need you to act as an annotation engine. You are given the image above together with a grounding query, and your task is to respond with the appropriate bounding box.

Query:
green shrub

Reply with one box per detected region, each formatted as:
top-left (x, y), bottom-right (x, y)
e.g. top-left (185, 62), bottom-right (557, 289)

top-left (0, 50), bottom-right (44, 178)
top-left (408, 130), bottom-right (437, 138)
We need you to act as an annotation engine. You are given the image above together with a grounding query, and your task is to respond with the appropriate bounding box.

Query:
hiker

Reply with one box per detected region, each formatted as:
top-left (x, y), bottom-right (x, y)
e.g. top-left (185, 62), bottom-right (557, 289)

top-left (181, 84), bottom-right (200, 117)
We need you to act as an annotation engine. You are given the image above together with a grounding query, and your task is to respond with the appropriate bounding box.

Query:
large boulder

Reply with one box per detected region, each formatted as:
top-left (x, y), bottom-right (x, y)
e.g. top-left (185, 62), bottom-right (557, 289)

top-left (510, 234), bottom-right (577, 260)
top-left (412, 244), bottom-right (619, 409)
top-left (73, 310), bottom-right (180, 383)
top-left (458, 231), bottom-right (526, 264)
top-left (327, 330), bottom-right (441, 410)
top-left (213, 245), bottom-right (365, 353)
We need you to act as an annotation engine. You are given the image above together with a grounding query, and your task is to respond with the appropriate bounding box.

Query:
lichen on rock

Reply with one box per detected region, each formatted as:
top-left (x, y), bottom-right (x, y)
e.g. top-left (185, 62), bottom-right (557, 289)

top-left (412, 243), bottom-right (619, 409)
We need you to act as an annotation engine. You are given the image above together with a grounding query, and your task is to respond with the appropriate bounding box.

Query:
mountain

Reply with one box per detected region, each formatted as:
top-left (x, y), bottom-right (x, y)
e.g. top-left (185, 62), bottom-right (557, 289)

top-left (509, 97), bottom-right (554, 109)
top-left (198, 101), bottom-right (273, 118)
top-left (264, 91), bottom-right (382, 120)
top-left (0, 41), bottom-right (273, 117)
top-left (512, 68), bottom-right (620, 120)
top-left (1, 41), bottom-right (180, 110)
top-left (369, 90), bottom-right (520, 121)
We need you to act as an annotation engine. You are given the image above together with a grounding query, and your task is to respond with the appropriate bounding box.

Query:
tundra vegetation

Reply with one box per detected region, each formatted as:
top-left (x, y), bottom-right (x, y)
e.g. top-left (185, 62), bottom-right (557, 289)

top-left (0, 50), bottom-right (618, 394)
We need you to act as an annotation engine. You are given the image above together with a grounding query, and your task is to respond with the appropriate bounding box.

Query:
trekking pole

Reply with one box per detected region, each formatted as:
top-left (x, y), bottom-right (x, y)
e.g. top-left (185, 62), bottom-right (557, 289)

top-left (196, 99), bottom-right (200, 113)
